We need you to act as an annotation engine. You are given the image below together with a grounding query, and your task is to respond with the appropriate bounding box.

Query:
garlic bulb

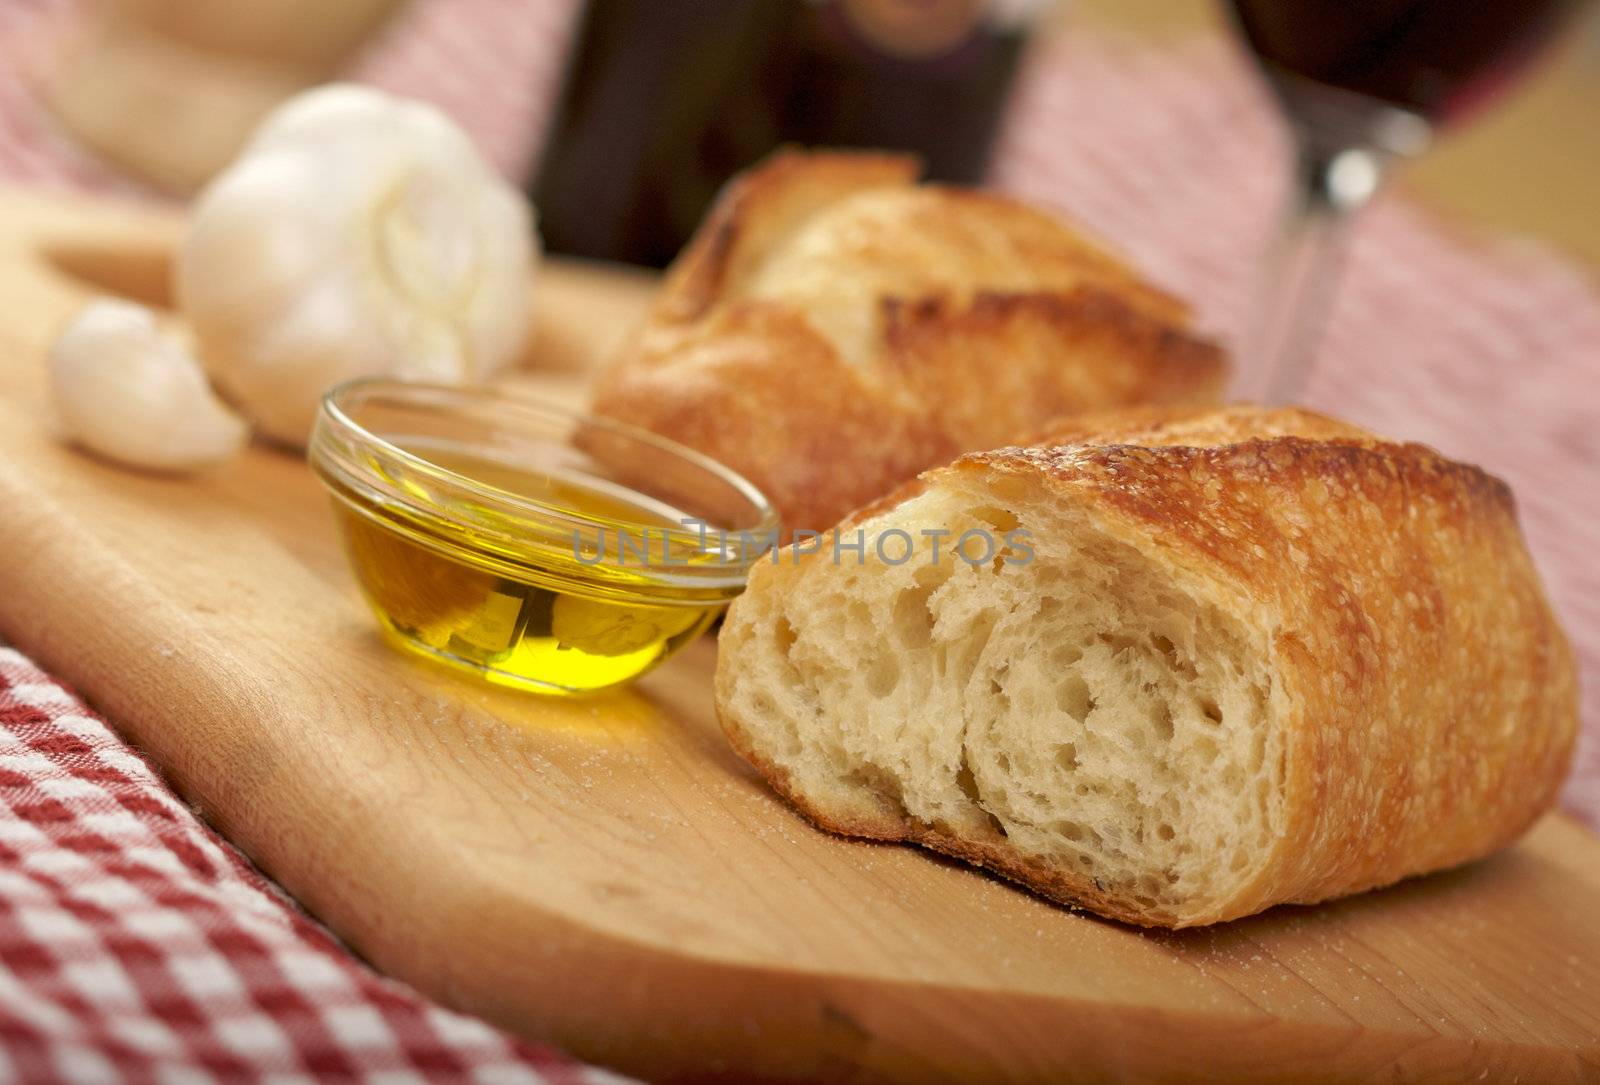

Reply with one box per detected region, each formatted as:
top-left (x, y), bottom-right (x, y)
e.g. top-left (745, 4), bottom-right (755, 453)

top-left (177, 84), bottom-right (536, 446)
top-left (50, 298), bottom-right (249, 473)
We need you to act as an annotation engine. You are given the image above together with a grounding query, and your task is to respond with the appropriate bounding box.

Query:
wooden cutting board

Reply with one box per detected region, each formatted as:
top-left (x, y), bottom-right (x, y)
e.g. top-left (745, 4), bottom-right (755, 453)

top-left (1, 187), bottom-right (1597, 1084)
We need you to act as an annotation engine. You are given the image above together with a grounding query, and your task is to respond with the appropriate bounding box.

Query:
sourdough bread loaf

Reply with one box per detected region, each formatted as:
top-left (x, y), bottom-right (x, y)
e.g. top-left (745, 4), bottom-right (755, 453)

top-left (591, 149), bottom-right (1226, 536)
top-left (714, 405), bottom-right (1577, 927)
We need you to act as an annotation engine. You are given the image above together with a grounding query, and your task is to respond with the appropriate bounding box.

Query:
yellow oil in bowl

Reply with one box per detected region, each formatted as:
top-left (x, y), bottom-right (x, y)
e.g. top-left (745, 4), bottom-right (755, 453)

top-left (333, 465), bottom-right (715, 692)
top-left (310, 382), bottom-right (778, 695)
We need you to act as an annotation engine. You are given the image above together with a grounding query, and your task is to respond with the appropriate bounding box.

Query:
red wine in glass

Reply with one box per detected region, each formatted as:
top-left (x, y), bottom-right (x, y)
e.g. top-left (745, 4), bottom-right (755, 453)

top-left (1223, 0), bottom-right (1590, 402)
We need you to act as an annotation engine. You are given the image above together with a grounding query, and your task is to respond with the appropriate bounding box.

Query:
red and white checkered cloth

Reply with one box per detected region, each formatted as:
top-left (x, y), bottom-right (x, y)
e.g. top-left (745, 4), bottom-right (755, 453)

top-left (2, 0), bottom-right (1599, 1079)
top-left (0, 649), bottom-right (631, 1084)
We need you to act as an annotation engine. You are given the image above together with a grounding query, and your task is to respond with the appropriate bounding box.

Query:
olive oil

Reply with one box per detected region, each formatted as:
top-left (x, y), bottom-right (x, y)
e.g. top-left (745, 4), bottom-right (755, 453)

top-left (327, 440), bottom-right (729, 694)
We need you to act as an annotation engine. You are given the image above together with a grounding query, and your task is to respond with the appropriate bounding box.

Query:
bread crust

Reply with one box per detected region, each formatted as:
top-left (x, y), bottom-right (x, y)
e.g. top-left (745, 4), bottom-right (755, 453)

top-left (715, 406), bottom-right (1579, 927)
top-left (592, 148), bottom-right (1227, 536)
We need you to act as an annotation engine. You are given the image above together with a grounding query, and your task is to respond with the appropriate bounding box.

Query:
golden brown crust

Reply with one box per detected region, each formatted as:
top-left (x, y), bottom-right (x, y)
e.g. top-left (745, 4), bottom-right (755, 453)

top-left (591, 304), bottom-right (942, 536)
top-left (1010, 401), bottom-right (1375, 451)
top-left (658, 147), bottom-right (920, 324)
top-left (715, 405), bottom-right (1578, 927)
top-left (884, 289), bottom-right (1224, 453)
top-left (592, 149), bottom-right (1227, 536)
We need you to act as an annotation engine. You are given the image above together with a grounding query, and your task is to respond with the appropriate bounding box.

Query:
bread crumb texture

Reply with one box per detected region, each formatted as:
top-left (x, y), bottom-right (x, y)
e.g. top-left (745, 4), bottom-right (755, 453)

top-left (715, 405), bottom-right (1578, 927)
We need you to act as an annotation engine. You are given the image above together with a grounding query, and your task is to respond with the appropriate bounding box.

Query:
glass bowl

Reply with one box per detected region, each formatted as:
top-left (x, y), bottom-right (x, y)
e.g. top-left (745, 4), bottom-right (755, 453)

top-left (308, 379), bottom-right (780, 695)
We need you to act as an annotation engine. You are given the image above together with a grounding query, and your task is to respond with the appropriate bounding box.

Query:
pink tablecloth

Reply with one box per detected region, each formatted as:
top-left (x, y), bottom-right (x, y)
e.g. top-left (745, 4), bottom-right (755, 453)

top-left (1, 0), bottom-right (1597, 1079)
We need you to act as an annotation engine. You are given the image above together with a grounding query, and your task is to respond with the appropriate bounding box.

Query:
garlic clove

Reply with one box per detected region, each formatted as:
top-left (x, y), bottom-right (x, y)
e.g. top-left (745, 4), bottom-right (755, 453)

top-left (177, 83), bottom-right (537, 447)
top-left (49, 298), bottom-right (249, 474)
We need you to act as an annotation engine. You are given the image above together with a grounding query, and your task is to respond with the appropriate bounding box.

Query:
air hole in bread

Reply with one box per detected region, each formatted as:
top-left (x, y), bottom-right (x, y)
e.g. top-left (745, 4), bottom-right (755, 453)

top-left (1155, 704), bottom-right (1175, 742)
top-left (1153, 635), bottom-right (1178, 666)
top-left (842, 762), bottom-right (905, 816)
top-left (774, 616), bottom-right (798, 654)
top-left (866, 656), bottom-right (899, 698)
top-left (1055, 742), bottom-right (1079, 771)
top-left (969, 505), bottom-right (1020, 533)
top-left (892, 585), bottom-right (936, 648)
top-left (1050, 643), bottom-right (1083, 668)
top-left (1056, 674), bottom-right (1092, 720)
top-left (954, 760), bottom-right (1009, 841)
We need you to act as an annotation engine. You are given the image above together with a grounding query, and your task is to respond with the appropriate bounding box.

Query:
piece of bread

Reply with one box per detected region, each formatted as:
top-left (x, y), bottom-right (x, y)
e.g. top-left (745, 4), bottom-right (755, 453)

top-left (590, 149), bottom-right (1227, 536)
top-left (714, 405), bottom-right (1578, 927)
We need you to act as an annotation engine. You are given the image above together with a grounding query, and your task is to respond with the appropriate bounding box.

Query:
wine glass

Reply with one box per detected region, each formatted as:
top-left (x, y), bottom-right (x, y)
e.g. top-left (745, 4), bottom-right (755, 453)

top-left (1225, 0), bottom-right (1590, 404)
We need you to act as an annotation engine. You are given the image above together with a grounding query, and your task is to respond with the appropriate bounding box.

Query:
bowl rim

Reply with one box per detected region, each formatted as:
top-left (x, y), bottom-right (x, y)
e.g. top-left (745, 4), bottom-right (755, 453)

top-left (309, 378), bottom-right (782, 581)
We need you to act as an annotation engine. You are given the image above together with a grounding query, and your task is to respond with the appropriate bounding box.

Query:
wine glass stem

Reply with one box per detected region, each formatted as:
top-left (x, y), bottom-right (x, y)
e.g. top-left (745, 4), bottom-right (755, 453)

top-left (1235, 140), bottom-right (1387, 405)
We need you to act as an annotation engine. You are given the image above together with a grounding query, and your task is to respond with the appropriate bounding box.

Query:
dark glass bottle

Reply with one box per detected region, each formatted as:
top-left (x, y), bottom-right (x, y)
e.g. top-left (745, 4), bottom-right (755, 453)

top-left (532, 0), bottom-right (1032, 267)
